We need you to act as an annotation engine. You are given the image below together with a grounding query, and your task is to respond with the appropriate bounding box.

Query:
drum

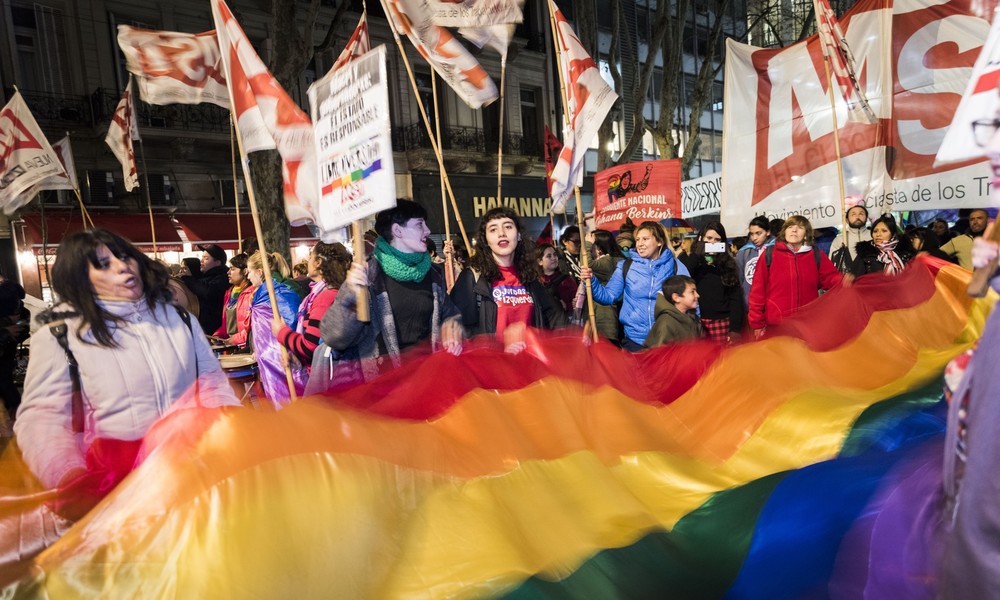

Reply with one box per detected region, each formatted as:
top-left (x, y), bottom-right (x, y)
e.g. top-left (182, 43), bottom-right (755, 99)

top-left (219, 355), bottom-right (258, 406)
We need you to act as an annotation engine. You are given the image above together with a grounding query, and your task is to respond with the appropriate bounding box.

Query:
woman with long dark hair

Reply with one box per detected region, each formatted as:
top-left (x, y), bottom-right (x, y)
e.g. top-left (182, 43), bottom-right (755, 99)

top-left (451, 207), bottom-right (566, 346)
top-left (15, 229), bottom-right (238, 523)
top-left (851, 214), bottom-right (916, 277)
top-left (681, 222), bottom-right (743, 344)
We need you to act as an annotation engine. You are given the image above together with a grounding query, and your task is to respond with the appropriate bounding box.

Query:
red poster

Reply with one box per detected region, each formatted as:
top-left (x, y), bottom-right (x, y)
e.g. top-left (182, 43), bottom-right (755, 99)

top-left (593, 159), bottom-right (682, 232)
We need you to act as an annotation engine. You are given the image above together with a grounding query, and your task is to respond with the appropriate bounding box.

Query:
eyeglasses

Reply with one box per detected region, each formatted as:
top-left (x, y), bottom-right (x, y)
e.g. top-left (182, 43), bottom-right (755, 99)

top-left (566, 238), bottom-right (581, 244)
top-left (971, 118), bottom-right (1000, 146)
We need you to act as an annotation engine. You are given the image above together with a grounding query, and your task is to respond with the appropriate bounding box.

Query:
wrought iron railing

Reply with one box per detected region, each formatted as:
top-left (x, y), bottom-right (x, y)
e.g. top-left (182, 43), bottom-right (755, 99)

top-left (392, 123), bottom-right (541, 157)
top-left (15, 89), bottom-right (92, 127)
top-left (92, 89), bottom-right (230, 133)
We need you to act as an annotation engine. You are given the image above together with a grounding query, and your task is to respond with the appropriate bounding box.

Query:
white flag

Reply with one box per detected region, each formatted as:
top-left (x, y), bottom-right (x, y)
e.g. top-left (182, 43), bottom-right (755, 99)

top-left (105, 78), bottom-right (140, 191)
top-left (0, 92), bottom-right (69, 213)
top-left (27, 135), bottom-right (78, 192)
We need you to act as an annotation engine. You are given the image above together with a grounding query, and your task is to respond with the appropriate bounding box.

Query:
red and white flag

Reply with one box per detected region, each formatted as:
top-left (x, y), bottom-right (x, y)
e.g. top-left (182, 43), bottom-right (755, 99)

top-left (814, 0), bottom-right (877, 124)
top-left (105, 78), bottom-right (140, 192)
top-left (547, 0), bottom-right (617, 212)
top-left (0, 91), bottom-right (69, 213)
top-left (117, 25), bottom-right (229, 108)
top-left (332, 12), bottom-right (371, 71)
top-left (382, 0), bottom-right (499, 109)
top-left (212, 0), bottom-right (316, 225)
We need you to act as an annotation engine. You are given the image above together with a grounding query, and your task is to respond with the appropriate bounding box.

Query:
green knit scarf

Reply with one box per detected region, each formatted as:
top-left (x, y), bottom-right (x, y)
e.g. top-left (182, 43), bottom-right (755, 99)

top-left (373, 236), bottom-right (431, 282)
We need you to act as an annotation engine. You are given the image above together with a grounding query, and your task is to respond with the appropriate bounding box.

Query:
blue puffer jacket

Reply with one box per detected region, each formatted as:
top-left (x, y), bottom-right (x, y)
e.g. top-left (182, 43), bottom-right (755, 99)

top-left (589, 249), bottom-right (690, 346)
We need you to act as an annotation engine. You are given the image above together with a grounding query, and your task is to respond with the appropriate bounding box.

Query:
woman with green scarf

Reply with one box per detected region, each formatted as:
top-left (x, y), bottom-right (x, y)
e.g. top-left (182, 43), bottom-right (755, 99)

top-left (318, 201), bottom-right (463, 388)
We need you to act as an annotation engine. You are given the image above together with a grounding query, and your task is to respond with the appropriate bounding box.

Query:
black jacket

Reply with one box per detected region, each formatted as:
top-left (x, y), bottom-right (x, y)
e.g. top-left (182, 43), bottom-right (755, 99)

top-left (850, 241), bottom-right (916, 277)
top-left (182, 265), bottom-right (230, 333)
top-left (450, 268), bottom-right (568, 336)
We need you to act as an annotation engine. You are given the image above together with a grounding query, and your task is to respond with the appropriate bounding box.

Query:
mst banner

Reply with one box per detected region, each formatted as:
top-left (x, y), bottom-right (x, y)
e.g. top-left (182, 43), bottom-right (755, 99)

top-left (593, 160), bottom-right (681, 231)
top-left (722, 0), bottom-right (994, 232)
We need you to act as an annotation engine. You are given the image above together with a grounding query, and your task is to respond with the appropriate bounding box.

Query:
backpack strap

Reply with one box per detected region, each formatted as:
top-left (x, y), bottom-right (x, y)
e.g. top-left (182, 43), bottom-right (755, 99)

top-left (621, 258), bottom-right (633, 283)
top-left (813, 246), bottom-right (822, 269)
top-left (764, 246), bottom-right (774, 269)
top-left (49, 322), bottom-right (85, 434)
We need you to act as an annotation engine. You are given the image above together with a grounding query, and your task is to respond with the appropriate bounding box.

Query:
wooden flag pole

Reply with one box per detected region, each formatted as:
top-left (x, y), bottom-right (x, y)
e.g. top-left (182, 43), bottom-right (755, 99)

top-left (135, 137), bottom-right (159, 259)
top-left (64, 132), bottom-right (93, 229)
top-left (431, 73), bottom-right (456, 290)
top-left (224, 117), bottom-right (299, 403)
top-left (817, 1), bottom-right (850, 240)
top-left (379, 0), bottom-right (471, 251)
top-left (351, 221), bottom-right (371, 321)
top-left (548, 2), bottom-right (598, 341)
top-left (230, 115), bottom-right (243, 253)
top-left (496, 55), bottom-right (507, 202)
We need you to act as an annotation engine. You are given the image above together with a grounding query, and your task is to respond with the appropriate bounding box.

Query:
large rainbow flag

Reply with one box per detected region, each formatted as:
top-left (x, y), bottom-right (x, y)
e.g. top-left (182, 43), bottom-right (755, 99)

top-left (1, 257), bottom-right (993, 598)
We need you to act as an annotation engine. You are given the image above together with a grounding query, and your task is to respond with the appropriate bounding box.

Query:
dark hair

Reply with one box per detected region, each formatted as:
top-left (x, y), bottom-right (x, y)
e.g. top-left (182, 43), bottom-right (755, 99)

top-left (52, 228), bottom-right (171, 347)
top-left (561, 225), bottom-right (580, 246)
top-left (468, 206), bottom-right (537, 284)
top-left (590, 229), bottom-right (624, 259)
top-left (870, 214), bottom-right (901, 240)
top-left (619, 217), bottom-right (636, 234)
top-left (907, 227), bottom-right (942, 253)
top-left (374, 201), bottom-right (428, 241)
top-left (425, 238), bottom-right (437, 255)
top-left (292, 261), bottom-right (309, 277)
top-left (229, 253), bottom-right (248, 271)
top-left (313, 242), bottom-right (352, 289)
top-left (635, 221), bottom-right (668, 257)
top-left (693, 222), bottom-right (740, 287)
top-left (535, 242), bottom-right (557, 260)
top-left (662, 275), bottom-right (695, 304)
top-left (182, 257), bottom-right (201, 278)
top-left (769, 218), bottom-right (784, 237)
top-left (778, 215), bottom-right (816, 246)
top-left (749, 216), bottom-right (770, 231)
top-left (241, 237), bottom-right (259, 256)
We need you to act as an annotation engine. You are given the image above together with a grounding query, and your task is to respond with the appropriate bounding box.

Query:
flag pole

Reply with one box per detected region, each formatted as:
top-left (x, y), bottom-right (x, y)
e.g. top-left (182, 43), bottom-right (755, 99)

top-left (431, 73), bottom-right (456, 290)
top-left (379, 0), bottom-right (471, 251)
top-left (129, 77), bottom-right (159, 259)
top-left (816, 0), bottom-right (849, 239)
top-left (65, 132), bottom-right (94, 229)
top-left (496, 55), bottom-right (507, 203)
top-left (230, 115), bottom-right (243, 253)
top-left (548, 2), bottom-right (598, 341)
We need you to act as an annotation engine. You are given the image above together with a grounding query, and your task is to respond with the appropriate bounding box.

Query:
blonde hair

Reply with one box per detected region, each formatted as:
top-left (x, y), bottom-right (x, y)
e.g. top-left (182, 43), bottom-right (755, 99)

top-left (247, 251), bottom-right (290, 277)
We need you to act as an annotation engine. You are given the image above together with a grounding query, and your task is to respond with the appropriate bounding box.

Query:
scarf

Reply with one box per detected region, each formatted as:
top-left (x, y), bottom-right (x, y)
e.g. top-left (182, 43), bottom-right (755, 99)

top-left (373, 236), bottom-right (431, 282)
top-left (876, 238), bottom-right (905, 275)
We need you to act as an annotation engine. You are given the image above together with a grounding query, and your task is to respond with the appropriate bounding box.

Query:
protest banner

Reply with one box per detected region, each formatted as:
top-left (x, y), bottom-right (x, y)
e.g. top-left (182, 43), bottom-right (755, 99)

top-left (681, 171), bottom-right (723, 219)
top-left (593, 160), bottom-right (681, 232)
top-left (307, 45), bottom-right (395, 231)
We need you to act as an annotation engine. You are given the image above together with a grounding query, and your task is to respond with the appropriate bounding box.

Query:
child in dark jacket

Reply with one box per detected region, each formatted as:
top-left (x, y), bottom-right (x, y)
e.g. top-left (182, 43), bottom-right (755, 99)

top-left (644, 275), bottom-right (701, 348)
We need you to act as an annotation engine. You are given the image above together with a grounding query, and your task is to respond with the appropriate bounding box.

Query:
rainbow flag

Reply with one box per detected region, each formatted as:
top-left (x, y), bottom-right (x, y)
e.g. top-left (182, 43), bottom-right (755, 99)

top-left (4, 258), bottom-right (992, 598)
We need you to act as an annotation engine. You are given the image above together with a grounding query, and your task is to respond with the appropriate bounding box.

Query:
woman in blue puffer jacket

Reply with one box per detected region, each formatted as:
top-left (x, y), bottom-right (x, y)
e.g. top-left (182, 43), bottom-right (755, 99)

top-left (580, 221), bottom-right (690, 352)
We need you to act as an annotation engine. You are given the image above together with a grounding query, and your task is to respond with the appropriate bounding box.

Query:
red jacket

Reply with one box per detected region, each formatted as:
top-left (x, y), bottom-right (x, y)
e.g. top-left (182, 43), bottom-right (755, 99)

top-left (747, 242), bottom-right (842, 330)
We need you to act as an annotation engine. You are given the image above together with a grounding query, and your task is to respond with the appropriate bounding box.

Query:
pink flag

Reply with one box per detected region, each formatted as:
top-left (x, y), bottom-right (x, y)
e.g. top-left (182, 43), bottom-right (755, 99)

top-left (332, 12), bottom-right (371, 71)
top-left (117, 25), bottom-right (229, 108)
top-left (105, 78), bottom-right (140, 192)
top-left (0, 92), bottom-right (69, 213)
top-left (212, 0), bottom-right (316, 225)
top-left (547, 0), bottom-right (617, 212)
top-left (382, 0), bottom-right (499, 109)
top-left (813, 0), bottom-right (877, 124)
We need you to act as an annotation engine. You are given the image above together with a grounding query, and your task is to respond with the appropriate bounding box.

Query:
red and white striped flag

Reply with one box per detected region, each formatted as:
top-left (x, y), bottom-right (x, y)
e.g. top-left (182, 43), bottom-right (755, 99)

top-left (212, 0), bottom-right (316, 225)
top-left (813, 0), bottom-right (877, 124)
top-left (548, 0), bottom-right (617, 212)
top-left (382, 0), bottom-right (499, 109)
top-left (0, 92), bottom-right (69, 213)
top-left (105, 78), bottom-right (140, 191)
top-left (117, 25), bottom-right (229, 108)
top-left (332, 12), bottom-right (371, 71)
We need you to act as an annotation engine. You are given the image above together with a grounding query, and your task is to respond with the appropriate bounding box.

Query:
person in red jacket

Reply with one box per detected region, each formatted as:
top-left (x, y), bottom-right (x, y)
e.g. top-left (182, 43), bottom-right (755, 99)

top-left (747, 215), bottom-right (844, 339)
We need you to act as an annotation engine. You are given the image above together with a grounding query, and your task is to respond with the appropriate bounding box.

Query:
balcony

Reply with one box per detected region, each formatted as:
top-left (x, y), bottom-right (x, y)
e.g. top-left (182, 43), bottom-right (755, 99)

top-left (92, 88), bottom-right (229, 134)
top-left (392, 123), bottom-right (541, 157)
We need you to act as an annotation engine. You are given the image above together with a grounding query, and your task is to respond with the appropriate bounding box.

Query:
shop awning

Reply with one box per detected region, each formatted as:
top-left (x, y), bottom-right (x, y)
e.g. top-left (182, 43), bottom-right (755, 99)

top-left (173, 213), bottom-right (317, 250)
top-left (20, 213), bottom-right (184, 254)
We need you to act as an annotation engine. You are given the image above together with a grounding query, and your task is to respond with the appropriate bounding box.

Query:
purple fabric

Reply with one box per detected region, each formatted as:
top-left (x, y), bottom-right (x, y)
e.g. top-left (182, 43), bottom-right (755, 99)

top-left (829, 439), bottom-right (944, 600)
top-left (250, 302), bottom-right (306, 408)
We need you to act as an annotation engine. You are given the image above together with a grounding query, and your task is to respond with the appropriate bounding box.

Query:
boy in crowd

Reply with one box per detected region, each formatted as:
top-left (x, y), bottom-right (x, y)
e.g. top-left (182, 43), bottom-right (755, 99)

top-left (644, 275), bottom-right (701, 348)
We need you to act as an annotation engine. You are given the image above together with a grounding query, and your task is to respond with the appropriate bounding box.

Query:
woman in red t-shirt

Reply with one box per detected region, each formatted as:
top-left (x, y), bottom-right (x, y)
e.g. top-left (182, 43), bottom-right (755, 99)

top-left (451, 207), bottom-right (567, 348)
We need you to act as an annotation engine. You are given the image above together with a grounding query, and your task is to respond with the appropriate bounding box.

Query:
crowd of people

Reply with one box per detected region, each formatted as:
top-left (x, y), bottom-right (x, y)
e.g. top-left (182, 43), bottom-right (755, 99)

top-left (0, 199), bottom-right (990, 561)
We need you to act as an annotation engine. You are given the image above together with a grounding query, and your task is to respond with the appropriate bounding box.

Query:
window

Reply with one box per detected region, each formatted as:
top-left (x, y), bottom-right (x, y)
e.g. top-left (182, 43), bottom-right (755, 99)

top-left (109, 13), bottom-right (154, 92)
top-left (12, 3), bottom-right (72, 94)
top-left (520, 89), bottom-right (541, 155)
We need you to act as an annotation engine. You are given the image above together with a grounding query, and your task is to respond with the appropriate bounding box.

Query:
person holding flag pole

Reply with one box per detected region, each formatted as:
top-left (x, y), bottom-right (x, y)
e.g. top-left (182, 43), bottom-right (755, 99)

top-left (546, 0), bottom-right (618, 341)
